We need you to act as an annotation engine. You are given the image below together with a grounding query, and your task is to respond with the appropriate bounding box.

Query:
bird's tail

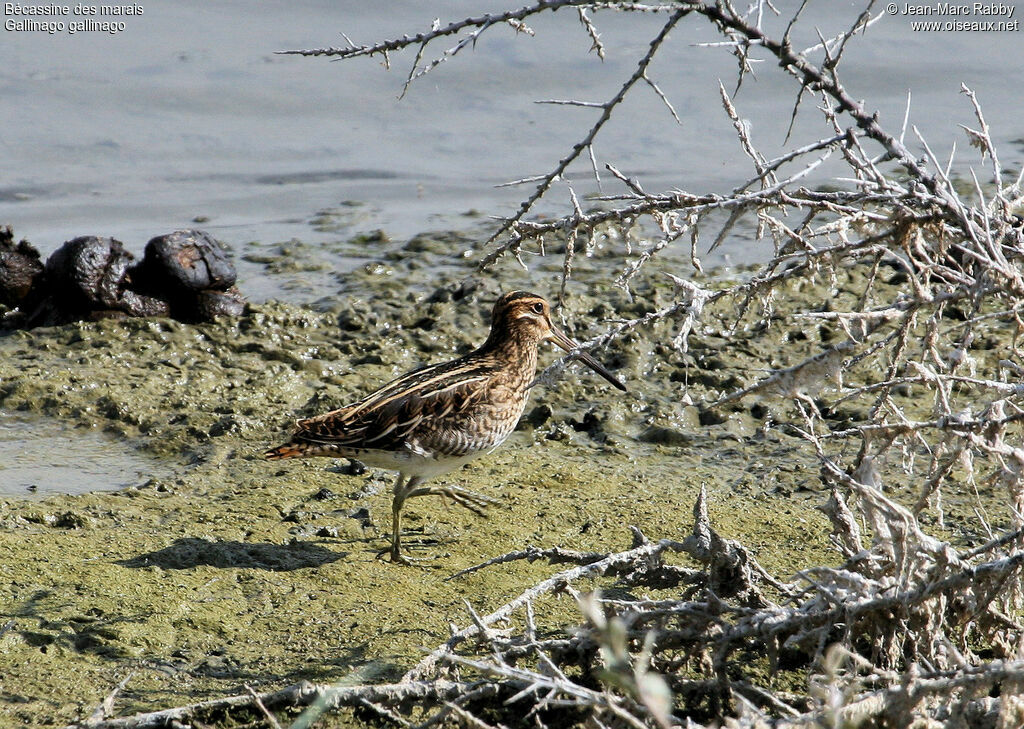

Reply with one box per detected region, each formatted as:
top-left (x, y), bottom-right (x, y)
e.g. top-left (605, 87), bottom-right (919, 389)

top-left (264, 442), bottom-right (309, 460)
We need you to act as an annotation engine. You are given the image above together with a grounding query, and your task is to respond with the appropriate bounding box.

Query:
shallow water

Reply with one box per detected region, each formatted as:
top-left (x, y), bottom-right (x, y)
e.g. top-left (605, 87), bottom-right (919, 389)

top-left (0, 412), bottom-right (170, 497)
top-left (2, 1), bottom-right (1021, 281)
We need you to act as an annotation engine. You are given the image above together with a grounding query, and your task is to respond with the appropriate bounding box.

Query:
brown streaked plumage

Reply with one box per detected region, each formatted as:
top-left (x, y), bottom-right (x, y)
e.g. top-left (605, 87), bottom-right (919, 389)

top-left (266, 291), bottom-right (626, 564)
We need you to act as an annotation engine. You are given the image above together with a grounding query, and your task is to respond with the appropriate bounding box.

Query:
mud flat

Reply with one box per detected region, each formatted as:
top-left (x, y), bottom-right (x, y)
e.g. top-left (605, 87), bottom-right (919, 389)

top-left (0, 225), bottom-right (1007, 726)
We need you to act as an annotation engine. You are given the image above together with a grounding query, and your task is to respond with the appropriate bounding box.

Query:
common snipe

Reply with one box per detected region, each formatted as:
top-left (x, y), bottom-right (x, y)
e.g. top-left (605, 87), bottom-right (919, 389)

top-left (265, 291), bottom-right (626, 564)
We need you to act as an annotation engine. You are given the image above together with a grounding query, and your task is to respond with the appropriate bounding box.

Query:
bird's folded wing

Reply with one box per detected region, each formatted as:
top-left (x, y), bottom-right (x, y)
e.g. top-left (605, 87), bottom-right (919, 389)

top-left (292, 357), bottom-right (496, 451)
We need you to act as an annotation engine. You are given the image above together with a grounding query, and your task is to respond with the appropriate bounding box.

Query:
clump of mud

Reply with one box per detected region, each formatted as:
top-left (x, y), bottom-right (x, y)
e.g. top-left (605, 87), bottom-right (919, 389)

top-left (0, 227), bottom-right (44, 307)
top-left (0, 227), bottom-right (245, 329)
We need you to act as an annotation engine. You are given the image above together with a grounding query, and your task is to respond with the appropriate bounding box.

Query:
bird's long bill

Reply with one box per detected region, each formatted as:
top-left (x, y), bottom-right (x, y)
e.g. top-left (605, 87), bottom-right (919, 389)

top-left (548, 325), bottom-right (627, 392)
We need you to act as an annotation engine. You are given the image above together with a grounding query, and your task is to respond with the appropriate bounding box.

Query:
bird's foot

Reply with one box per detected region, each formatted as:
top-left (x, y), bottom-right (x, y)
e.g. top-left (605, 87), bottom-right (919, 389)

top-left (375, 545), bottom-right (435, 566)
top-left (403, 484), bottom-right (496, 516)
top-left (436, 486), bottom-right (497, 517)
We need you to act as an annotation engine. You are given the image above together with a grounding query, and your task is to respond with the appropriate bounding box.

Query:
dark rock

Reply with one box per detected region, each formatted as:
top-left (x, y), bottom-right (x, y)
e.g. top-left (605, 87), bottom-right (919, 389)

top-left (3, 227), bottom-right (244, 328)
top-left (35, 235), bottom-right (169, 324)
top-left (0, 226), bottom-right (45, 307)
top-left (119, 289), bottom-right (172, 318)
top-left (45, 236), bottom-right (136, 311)
top-left (144, 229), bottom-right (236, 292)
top-left (192, 287), bottom-right (246, 320)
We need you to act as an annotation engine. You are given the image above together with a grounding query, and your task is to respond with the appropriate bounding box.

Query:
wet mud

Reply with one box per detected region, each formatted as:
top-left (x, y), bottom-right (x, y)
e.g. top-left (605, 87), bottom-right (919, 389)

top-left (0, 221), bottom-right (1012, 726)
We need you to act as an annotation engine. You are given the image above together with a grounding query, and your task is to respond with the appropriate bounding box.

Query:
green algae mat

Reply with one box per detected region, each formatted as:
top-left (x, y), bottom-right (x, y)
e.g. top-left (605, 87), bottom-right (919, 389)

top-left (0, 231), bottom-right (1006, 727)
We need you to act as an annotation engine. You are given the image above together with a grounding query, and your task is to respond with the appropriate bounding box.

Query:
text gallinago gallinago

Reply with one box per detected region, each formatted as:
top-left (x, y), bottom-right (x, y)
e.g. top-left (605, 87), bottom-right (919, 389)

top-left (265, 291), bottom-right (626, 564)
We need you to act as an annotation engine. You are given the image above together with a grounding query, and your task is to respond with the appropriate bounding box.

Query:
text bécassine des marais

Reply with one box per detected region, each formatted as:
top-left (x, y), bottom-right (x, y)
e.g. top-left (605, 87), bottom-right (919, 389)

top-left (5, 3), bottom-right (143, 15)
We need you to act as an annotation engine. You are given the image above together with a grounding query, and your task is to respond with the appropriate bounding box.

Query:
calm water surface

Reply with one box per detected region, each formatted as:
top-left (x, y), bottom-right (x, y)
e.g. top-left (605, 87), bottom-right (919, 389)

top-left (2, 1), bottom-right (1021, 283)
top-left (0, 413), bottom-right (170, 497)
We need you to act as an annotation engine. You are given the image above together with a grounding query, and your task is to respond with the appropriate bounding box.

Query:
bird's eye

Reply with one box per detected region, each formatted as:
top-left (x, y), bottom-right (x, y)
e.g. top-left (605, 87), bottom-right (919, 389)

top-left (531, 302), bottom-right (545, 315)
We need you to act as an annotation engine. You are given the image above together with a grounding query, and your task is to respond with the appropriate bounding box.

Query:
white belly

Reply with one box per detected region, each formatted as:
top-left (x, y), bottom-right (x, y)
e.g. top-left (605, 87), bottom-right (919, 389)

top-left (352, 445), bottom-right (484, 480)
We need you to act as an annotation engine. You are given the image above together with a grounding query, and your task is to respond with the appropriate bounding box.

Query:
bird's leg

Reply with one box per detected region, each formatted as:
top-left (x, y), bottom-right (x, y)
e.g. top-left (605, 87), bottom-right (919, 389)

top-left (383, 475), bottom-right (434, 565)
top-left (390, 491), bottom-right (407, 565)
top-left (376, 473), bottom-right (412, 564)
top-left (377, 476), bottom-right (493, 565)
top-left (391, 473), bottom-right (408, 556)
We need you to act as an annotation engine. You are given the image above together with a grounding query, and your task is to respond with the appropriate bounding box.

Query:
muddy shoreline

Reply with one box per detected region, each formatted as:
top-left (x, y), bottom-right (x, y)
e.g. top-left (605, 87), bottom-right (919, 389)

top-left (0, 224), bottom-right (1005, 726)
